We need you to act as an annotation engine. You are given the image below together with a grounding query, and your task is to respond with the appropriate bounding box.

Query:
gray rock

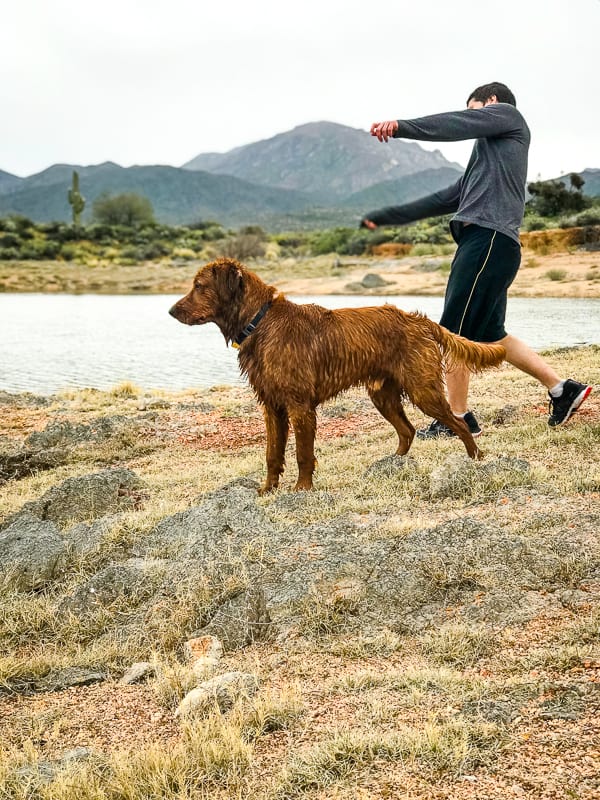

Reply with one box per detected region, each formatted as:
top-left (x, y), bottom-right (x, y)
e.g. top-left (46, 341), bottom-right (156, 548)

top-left (0, 515), bottom-right (67, 590)
top-left (197, 586), bottom-right (272, 650)
top-left (0, 446), bottom-right (70, 483)
top-left (13, 468), bottom-right (145, 528)
top-left (175, 671), bottom-right (259, 718)
top-left (39, 668), bottom-right (107, 692)
top-left (0, 390), bottom-right (50, 408)
top-left (412, 258), bottom-right (445, 273)
top-left (344, 282), bottom-right (366, 292)
top-left (15, 747), bottom-right (94, 785)
top-left (364, 454), bottom-right (416, 478)
top-left (429, 454), bottom-right (530, 499)
top-left (120, 662), bottom-right (156, 684)
top-left (60, 559), bottom-right (166, 617)
top-left (63, 516), bottom-right (119, 558)
top-left (143, 483), bottom-right (275, 559)
top-left (25, 415), bottom-right (156, 450)
top-left (361, 273), bottom-right (391, 288)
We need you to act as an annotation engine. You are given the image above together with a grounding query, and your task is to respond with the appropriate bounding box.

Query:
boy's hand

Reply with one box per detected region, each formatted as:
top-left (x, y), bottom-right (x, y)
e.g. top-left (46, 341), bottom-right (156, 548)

top-left (370, 120), bottom-right (399, 142)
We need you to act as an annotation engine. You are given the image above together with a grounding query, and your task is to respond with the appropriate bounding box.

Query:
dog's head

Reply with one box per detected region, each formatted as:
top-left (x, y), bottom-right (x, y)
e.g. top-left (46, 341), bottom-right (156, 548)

top-left (169, 258), bottom-right (276, 344)
top-left (169, 258), bottom-right (245, 327)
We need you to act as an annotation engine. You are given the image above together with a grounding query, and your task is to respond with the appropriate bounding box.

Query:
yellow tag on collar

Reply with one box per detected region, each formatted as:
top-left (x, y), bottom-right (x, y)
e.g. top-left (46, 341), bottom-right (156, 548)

top-left (232, 342), bottom-right (240, 349)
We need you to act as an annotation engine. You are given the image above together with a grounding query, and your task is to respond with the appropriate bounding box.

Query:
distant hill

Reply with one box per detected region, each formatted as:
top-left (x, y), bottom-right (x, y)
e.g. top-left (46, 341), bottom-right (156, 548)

top-left (0, 163), bottom-right (315, 228)
top-left (341, 167), bottom-right (463, 210)
top-left (0, 122), bottom-right (597, 230)
top-left (0, 169), bottom-right (23, 195)
top-left (183, 121), bottom-right (462, 203)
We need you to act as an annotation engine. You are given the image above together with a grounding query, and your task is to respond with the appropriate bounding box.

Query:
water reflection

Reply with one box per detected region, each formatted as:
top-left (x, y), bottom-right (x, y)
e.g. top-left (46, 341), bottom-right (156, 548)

top-left (1, 293), bottom-right (598, 394)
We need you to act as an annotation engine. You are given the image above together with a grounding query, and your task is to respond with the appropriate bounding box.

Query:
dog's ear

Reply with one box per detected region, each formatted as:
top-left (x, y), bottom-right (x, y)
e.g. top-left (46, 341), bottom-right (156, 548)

top-left (224, 262), bottom-right (244, 296)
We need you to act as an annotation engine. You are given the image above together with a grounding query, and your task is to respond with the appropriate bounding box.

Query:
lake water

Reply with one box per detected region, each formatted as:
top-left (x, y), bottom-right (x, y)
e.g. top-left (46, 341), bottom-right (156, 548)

top-left (1, 293), bottom-right (599, 394)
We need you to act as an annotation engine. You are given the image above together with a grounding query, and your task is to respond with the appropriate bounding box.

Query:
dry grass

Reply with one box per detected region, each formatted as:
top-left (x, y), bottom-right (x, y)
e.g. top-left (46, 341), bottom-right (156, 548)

top-left (1, 346), bottom-right (599, 798)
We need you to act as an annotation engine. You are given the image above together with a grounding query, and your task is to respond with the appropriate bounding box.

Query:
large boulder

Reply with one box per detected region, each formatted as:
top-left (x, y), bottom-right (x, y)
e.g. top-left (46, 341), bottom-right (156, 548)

top-left (7, 468), bottom-right (145, 528)
top-left (59, 559), bottom-right (167, 617)
top-left (0, 515), bottom-right (67, 590)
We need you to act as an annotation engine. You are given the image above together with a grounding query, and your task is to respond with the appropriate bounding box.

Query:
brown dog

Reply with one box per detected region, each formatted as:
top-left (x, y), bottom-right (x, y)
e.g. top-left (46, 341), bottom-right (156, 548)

top-left (170, 258), bottom-right (505, 492)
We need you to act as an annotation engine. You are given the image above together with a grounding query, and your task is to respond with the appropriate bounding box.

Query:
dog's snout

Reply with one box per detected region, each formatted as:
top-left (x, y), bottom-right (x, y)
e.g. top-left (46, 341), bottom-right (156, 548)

top-left (168, 304), bottom-right (179, 319)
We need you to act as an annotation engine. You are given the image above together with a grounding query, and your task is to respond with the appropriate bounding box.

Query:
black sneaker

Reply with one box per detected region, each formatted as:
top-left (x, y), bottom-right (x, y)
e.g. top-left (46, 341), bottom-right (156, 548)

top-left (416, 411), bottom-right (482, 439)
top-left (548, 380), bottom-right (592, 427)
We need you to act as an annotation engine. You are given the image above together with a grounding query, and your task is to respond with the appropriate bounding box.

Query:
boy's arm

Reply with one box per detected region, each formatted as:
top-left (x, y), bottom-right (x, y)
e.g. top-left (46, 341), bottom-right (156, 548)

top-left (361, 179), bottom-right (462, 228)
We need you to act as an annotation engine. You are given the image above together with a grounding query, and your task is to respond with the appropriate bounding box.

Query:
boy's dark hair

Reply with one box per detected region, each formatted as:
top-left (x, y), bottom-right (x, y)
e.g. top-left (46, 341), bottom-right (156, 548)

top-left (467, 82), bottom-right (516, 107)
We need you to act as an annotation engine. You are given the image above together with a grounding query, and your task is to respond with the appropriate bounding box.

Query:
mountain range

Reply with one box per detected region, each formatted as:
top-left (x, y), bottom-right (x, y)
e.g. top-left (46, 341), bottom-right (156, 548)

top-left (0, 122), bottom-right (598, 230)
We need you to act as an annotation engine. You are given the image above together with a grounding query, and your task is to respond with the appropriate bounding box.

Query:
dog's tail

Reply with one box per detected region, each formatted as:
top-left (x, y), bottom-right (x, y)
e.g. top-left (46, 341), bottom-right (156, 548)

top-left (426, 319), bottom-right (506, 372)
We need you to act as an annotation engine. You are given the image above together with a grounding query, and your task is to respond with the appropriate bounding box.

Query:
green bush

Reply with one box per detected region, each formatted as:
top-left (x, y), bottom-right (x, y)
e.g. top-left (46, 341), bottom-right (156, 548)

top-left (0, 246), bottom-right (19, 260)
top-left (92, 192), bottom-right (155, 227)
top-left (0, 233), bottom-right (20, 248)
top-left (308, 227), bottom-right (355, 256)
top-left (522, 214), bottom-right (548, 231)
top-left (571, 207), bottom-right (600, 227)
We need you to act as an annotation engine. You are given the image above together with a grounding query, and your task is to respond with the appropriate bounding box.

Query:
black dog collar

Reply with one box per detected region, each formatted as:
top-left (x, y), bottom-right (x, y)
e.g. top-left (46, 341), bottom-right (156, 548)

top-left (232, 302), bottom-right (272, 349)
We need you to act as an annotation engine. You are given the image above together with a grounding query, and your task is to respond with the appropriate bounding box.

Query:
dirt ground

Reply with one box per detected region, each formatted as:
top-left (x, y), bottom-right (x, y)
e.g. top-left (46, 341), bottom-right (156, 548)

top-left (1, 249), bottom-right (600, 298)
top-left (274, 250), bottom-right (600, 299)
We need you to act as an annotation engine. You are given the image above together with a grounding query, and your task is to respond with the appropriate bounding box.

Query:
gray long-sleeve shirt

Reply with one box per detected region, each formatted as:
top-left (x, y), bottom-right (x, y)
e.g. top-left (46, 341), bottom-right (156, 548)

top-left (364, 103), bottom-right (530, 243)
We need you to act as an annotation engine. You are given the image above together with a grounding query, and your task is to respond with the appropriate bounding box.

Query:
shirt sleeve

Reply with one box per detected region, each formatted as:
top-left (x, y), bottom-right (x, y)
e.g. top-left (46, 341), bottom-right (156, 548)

top-left (394, 104), bottom-right (522, 143)
top-left (363, 179), bottom-right (462, 227)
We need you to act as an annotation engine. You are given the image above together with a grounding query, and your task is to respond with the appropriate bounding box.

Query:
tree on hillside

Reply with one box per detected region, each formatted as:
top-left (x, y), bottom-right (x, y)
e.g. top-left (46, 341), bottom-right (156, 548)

top-left (526, 174), bottom-right (590, 217)
top-left (92, 192), bottom-right (155, 226)
top-left (569, 172), bottom-right (585, 192)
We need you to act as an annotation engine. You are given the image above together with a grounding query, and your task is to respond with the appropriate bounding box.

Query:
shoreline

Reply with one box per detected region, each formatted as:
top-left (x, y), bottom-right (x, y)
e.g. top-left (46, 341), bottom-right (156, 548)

top-left (1, 249), bottom-right (600, 298)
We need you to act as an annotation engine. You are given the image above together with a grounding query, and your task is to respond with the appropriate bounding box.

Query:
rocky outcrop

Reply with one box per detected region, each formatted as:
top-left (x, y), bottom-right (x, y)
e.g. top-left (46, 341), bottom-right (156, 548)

top-left (2, 468), bottom-right (145, 530)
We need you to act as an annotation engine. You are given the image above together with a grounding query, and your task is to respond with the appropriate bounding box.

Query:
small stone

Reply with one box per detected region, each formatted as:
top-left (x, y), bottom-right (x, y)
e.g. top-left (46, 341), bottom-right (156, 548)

top-left (120, 662), bottom-right (156, 685)
top-left (175, 671), bottom-right (259, 718)
top-left (183, 635), bottom-right (223, 679)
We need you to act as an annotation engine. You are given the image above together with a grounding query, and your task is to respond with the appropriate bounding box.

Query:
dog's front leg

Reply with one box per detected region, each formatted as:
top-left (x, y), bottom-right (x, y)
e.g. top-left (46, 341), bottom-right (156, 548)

top-left (259, 404), bottom-right (289, 494)
top-left (288, 406), bottom-right (317, 491)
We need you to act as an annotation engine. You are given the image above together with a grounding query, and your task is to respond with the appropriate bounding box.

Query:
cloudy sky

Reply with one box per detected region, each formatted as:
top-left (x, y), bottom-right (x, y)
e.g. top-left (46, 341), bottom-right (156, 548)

top-left (3, 0), bottom-right (598, 180)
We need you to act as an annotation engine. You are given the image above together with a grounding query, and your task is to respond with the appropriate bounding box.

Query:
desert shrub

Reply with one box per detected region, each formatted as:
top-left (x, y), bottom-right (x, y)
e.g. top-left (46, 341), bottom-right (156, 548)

top-left (8, 214), bottom-right (34, 234)
top-left (559, 205), bottom-right (600, 228)
top-left (45, 223), bottom-right (82, 243)
top-left (527, 178), bottom-right (591, 217)
top-left (343, 230), bottom-right (373, 255)
top-left (0, 246), bottom-right (19, 260)
top-left (60, 244), bottom-right (78, 261)
top-left (93, 192), bottom-right (155, 227)
top-left (308, 227), bottom-right (360, 255)
top-left (0, 233), bottom-right (20, 248)
top-left (239, 225), bottom-right (267, 240)
top-left (273, 232), bottom-right (306, 250)
top-left (546, 269), bottom-right (567, 281)
top-left (9, 240), bottom-right (61, 259)
top-left (522, 214), bottom-right (548, 231)
top-left (218, 233), bottom-right (266, 260)
top-left (371, 242), bottom-right (413, 257)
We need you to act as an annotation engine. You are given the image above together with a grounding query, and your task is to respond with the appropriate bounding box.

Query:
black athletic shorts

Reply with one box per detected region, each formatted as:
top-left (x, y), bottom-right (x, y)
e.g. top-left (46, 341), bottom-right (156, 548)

top-left (439, 224), bottom-right (521, 342)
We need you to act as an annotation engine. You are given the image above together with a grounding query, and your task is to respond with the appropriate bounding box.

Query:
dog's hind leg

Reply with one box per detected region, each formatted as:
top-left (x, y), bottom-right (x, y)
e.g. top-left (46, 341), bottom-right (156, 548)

top-left (260, 404), bottom-right (289, 494)
top-left (288, 406), bottom-right (317, 491)
top-left (408, 380), bottom-right (482, 460)
top-left (367, 380), bottom-right (415, 455)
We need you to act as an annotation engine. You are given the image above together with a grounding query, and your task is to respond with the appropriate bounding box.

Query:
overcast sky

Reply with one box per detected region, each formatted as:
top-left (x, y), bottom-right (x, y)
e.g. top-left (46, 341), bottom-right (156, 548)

top-left (3, 0), bottom-right (599, 181)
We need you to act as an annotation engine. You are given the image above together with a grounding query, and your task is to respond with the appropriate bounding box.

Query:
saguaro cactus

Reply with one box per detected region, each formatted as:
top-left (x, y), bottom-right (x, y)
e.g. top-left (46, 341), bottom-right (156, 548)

top-left (68, 170), bottom-right (85, 226)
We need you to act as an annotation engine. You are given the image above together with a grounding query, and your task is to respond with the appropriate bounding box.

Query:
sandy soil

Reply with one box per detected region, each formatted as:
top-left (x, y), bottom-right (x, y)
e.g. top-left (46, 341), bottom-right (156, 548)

top-left (275, 250), bottom-right (600, 298)
top-left (1, 249), bottom-right (599, 298)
